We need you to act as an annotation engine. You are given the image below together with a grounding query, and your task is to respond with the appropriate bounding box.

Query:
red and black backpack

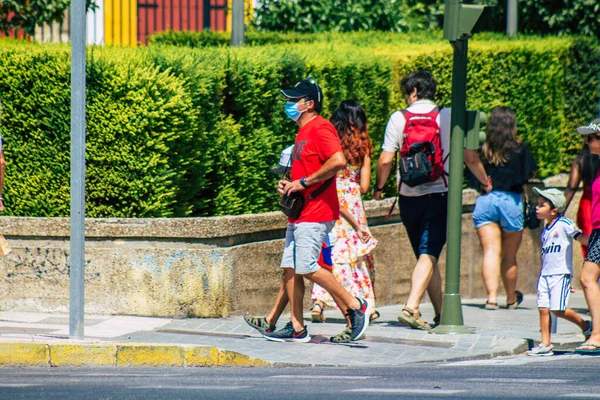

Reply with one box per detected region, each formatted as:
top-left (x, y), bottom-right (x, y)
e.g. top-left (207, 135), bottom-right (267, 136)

top-left (398, 107), bottom-right (448, 187)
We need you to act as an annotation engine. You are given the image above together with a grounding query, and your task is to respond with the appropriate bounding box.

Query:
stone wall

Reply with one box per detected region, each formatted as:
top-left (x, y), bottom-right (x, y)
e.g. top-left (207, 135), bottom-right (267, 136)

top-left (0, 177), bottom-right (583, 317)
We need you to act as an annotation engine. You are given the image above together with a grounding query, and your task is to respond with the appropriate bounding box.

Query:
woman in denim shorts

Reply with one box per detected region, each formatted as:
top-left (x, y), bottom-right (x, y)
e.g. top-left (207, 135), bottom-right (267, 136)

top-left (471, 107), bottom-right (537, 310)
top-left (574, 118), bottom-right (600, 354)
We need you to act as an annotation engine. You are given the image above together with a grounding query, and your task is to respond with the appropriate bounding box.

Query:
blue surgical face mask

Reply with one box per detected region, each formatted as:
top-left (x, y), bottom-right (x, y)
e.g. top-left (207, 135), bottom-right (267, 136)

top-left (285, 100), bottom-right (306, 122)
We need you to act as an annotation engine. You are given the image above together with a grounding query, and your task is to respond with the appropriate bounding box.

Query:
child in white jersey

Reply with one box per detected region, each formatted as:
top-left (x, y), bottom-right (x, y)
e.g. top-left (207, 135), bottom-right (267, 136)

top-left (527, 188), bottom-right (593, 356)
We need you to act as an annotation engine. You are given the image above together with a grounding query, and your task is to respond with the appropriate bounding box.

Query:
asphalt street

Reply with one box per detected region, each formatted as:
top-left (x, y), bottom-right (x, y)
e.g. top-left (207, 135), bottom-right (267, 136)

top-left (0, 353), bottom-right (598, 399)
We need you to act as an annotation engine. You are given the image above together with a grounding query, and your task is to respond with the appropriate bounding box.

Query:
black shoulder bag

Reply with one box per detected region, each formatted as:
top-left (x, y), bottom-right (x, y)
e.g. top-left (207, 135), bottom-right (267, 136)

top-left (278, 164), bottom-right (334, 219)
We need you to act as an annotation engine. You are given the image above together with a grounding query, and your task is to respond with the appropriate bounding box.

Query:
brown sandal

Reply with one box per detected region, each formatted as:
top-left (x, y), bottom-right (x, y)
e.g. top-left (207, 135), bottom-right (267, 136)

top-left (485, 301), bottom-right (499, 310)
top-left (397, 306), bottom-right (431, 331)
top-left (370, 309), bottom-right (380, 322)
top-left (311, 301), bottom-right (326, 323)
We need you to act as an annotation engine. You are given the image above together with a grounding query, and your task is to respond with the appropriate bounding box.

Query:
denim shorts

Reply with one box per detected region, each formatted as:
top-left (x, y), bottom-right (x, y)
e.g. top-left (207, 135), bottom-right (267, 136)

top-left (281, 221), bottom-right (335, 275)
top-left (399, 193), bottom-right (448, 260)
top-left (472, 191), bottom-right (523, 232)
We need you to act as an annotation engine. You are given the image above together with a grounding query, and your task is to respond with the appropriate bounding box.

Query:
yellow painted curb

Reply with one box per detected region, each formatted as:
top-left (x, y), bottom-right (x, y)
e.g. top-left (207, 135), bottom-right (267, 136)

top-left (218, 349), bottom-right (270, 367)
top-left (50, 344), bottom-right (117, 367)
top-left (0, 342), bottom-right (271, 368)
top-left (184, 346), bottom-right (221, 367)
top-left (0, 343), bottom-right (49, 367)
top-left (116, 345), bottom-right (184, 367)
top-left (184, 346), bottom-right (269, 367)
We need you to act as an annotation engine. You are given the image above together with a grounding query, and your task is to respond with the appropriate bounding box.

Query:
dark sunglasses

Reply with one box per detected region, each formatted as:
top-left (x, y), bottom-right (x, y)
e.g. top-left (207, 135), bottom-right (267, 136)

top-left (587, 134), bottom-right (600, 142)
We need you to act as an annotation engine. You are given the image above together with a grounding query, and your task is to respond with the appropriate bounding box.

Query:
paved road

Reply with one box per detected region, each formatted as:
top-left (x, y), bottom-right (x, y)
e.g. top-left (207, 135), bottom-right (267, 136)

top-left (0, 354), bottom-right (598, 399)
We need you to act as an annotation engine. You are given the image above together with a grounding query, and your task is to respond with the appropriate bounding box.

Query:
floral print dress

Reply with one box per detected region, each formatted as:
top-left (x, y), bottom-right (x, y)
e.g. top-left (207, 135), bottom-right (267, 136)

top-left (311, 164), bottom-right (378, 308)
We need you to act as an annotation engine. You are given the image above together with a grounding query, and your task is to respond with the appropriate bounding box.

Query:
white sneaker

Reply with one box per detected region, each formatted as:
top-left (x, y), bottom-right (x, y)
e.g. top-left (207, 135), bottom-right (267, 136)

top-left (527, 343), bottom-right (554, 356)
top-left (583, 320), bottom-right (593, 340)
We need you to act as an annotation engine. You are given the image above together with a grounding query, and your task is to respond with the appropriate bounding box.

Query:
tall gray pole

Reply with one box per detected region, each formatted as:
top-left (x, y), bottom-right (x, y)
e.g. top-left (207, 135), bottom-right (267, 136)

top-left (506, 0), bottom-right (518, 37)
top-left (231, 0), bottom-right (245, 47)
top-left (70, 0), bottom-right (86, 339)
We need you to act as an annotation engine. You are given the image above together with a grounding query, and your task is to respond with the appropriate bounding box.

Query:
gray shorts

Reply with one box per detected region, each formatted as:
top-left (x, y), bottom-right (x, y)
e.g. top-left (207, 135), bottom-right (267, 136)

top-left (281, 221), bottom-right (335, 275)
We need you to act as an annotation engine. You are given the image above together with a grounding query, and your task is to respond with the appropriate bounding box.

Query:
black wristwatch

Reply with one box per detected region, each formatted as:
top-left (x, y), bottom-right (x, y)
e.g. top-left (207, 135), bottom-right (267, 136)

top-left (299, 177), bottom-right (310, 189)
top-left (373, 185), bottom-right (384, 192)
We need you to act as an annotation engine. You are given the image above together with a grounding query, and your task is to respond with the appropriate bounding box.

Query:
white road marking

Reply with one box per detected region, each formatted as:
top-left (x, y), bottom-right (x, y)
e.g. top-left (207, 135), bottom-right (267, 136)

top-left (80, 373), bottom-right (190, 377)
top-left (133, 385), bottom-right (249, 390)
top-left (466, 378), bottom-right (571, 384)
top-left (0, 384), bottom-right (39, 387)
top-left (270, 375), bottom-right (373, 380)
top-left (347, 389), bottom-right (467, 395)
top-left (444, 354), bottom-right (581, 366)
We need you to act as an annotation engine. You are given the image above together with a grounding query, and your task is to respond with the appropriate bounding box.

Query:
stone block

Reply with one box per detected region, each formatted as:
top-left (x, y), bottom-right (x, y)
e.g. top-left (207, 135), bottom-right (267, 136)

top-left (0, 343), bottom-right (49, 366)
top-left (116, 344), bottom-right (184, 367)
top-left (50, 344), bottom-right (116, 367)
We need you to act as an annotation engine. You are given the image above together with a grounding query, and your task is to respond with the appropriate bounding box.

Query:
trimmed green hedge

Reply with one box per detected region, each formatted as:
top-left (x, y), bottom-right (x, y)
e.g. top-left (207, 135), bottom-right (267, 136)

top-left (0, 35), bottom-right (598, 217)
top-left (147, 30), bottom-right (450, 48)
top-left (148, 30), bottom-right (322, 47)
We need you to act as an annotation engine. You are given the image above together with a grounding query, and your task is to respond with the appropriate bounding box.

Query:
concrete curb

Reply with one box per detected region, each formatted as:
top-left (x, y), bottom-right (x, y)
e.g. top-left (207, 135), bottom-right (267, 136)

top-left (0, 342), bottom-right (271, 368)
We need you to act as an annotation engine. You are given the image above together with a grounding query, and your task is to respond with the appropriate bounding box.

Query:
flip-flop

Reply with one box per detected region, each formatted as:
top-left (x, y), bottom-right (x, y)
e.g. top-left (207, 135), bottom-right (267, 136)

top-left (575, 342), bottom-right (600, 354)
top-left (370, 309), bottom-right (380, 323)
top-left (485, 301), bottom-right (499, 310)
top-left (507, 291), bottom-right (524, 309)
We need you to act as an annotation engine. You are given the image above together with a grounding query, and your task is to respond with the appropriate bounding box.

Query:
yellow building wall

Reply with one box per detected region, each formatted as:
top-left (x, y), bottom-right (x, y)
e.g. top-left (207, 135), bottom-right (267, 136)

top-left (104, 0), bottom-right (138, 47)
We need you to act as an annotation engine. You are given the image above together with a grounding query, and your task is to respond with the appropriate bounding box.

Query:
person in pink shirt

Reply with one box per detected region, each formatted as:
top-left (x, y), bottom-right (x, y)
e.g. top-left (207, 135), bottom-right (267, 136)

top-left (574, 118), bottom-right (600, 354)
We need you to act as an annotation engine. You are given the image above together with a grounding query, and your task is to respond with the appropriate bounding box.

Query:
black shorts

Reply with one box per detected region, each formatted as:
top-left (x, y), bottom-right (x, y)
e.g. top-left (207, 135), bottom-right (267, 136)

top-left (585, 229), bottom-right (600, 264)
top-left (399, 192), bottom-right (448, 260)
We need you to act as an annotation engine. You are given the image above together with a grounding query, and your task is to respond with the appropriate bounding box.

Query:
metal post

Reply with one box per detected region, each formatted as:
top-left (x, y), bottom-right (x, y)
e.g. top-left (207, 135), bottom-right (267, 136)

top-left (550, 313), bottom-right (558, 334)
top-left (506, 0), bottom-right (518, 37)
top-left (433, 37), bottom-right (473, 334)
top-left (70, 0), bottom-right (86, 339)
top-left (231, 0), bottom-right (244, 47)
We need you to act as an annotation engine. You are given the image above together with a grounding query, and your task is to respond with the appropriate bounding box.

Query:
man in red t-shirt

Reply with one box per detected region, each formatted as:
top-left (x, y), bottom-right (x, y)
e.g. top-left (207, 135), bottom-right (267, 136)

top-left (245, 77), bottom-right (371, 343)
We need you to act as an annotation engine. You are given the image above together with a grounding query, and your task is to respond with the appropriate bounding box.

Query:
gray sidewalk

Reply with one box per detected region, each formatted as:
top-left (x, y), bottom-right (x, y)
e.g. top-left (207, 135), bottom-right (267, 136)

top-left (0, 293), bottom-right (591, 367)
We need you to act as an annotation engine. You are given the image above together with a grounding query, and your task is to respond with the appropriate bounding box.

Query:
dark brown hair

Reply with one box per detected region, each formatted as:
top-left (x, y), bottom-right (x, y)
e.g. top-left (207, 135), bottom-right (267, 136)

top-left (482, 106), bottom-right (521, 165)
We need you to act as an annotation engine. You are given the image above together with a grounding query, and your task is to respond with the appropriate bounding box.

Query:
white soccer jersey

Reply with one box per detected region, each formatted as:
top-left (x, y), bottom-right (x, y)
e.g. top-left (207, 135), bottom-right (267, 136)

top-left (540, 217), bottom-right (581, 276)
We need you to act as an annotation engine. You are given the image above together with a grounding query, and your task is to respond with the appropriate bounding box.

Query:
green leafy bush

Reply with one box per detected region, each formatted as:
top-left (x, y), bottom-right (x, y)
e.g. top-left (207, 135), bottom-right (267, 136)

top-left (0, 35), bottom-right (597, 217)
top-left (478, 0), bottom-right (600, 37)
top-left (148, 30), bottom-right (447, 48)
top-left (251, 0), bottom-right (599, 36)
top-left (0, 41), bottom-right (198, 217)
top-left (252, 0), bottom-right (444, 33)
top-left (148, 30), bottom-right (322, 48)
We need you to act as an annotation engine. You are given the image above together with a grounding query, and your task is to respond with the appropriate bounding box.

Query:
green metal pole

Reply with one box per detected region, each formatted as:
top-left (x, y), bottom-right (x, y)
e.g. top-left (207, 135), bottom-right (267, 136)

top-left (434, 37), bottom-right (473, 334)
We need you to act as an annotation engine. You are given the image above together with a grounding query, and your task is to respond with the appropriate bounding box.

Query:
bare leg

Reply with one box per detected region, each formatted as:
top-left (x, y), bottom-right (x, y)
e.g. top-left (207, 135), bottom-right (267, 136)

top-left (477, 223), bottom-right (502, 304)
top-left (405, 254), bottom-right (437, 313)
top-left (580, 261), bottom-right (600, 346)
top-left (282, 269), bottom-right (306, 332)
top-left (266, 269), bottom-right (292, 325)
top-left (426, 263), bottom-right (443, 317)
top-left (501, 229), bottom-right (523, 305)
top-left (303, 268), bottom-right (361, 310)
top-left (289, 273), bottom-right (306, 332)
top-left (552, 309), bottom-right (588, 331)
top-left (539, 308), bottom-right (551, 346)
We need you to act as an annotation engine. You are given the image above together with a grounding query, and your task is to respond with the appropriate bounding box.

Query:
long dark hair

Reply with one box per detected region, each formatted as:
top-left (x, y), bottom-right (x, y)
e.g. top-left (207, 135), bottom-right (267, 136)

top-left (482, 106), bottom-right (521, 165)
top-left (330, 100), bottom-right (373, 166)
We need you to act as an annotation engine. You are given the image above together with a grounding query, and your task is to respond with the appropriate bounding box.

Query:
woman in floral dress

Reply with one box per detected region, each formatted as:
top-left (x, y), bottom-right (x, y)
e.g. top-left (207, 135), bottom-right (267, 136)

top-left (311, 100), bottom-right (378, 342)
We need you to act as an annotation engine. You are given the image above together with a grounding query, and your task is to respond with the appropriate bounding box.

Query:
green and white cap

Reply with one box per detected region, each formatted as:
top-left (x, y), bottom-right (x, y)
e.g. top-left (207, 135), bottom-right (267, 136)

top-left (533, 187), bottom-right (566, 214)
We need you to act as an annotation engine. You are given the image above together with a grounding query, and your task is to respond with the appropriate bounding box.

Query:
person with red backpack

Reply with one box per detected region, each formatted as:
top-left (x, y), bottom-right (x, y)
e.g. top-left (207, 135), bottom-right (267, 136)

top-left (372, 70), bottom-right (490, 330)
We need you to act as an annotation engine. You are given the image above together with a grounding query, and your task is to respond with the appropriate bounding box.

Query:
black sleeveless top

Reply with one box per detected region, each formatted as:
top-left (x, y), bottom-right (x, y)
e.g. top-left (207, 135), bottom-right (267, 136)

top-left (468, 142), bottom-right (537, 194)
